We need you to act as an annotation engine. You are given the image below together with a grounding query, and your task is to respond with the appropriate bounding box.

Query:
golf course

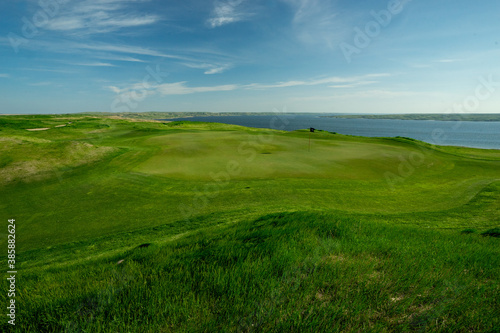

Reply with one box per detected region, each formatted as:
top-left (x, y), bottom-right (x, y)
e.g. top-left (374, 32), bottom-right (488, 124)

top-left (1, 114), bottom-right (499, 332)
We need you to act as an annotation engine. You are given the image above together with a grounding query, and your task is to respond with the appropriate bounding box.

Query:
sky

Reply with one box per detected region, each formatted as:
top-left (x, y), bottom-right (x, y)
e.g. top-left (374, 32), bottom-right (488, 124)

top-left (0, 0), bottom-right (499, 114)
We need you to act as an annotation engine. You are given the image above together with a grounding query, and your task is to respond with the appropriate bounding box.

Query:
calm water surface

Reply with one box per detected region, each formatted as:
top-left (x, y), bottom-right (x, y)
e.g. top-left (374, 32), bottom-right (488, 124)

top-left (161, 115), bottom-right (500, 150)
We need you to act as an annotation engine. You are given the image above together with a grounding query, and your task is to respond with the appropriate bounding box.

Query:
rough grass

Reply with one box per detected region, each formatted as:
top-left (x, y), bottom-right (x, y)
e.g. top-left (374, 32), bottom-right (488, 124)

top-left (4, 212), bottom-right (499, 332)
top-left (0, 140), bottom-right (119, 184)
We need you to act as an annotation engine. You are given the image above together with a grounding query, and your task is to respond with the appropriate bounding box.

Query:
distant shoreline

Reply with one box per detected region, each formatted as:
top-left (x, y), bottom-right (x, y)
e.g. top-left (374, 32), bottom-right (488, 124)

top-left (2, 112), bottom-right (500, 122)
top-left (322, 113), bottom-right (500, 122)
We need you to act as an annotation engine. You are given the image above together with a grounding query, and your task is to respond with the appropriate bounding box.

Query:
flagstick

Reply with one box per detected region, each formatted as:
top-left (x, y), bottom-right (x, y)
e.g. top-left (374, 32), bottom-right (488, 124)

top-left (309, 130), bottom-right (311, 152)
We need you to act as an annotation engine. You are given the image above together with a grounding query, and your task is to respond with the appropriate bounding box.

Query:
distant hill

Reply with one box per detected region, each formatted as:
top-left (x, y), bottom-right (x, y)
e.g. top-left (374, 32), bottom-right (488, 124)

top-left (79, 111), bottom-right (300, 120)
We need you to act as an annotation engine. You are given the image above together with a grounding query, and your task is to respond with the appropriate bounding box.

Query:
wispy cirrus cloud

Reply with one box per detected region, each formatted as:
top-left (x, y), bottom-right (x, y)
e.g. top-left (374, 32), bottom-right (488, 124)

top-left (73, 42), bottom-right (237, 73)
top-left (74, 42), bottom-right (189, 60)
top-left (182, 62), bottom-right (232, 74)
top-left (94, 55), bottom-right (146, 63)
top-left (329, 81), bottom-right (377, 88)
top-left (204, 66), bottom-right (231, 75)
top-left (409, 58), bottom-right (462, 69)
top-left (246, 73), bottom-right (390, 89)
top-left (2, 35), bottom-right (239, 74)
top-left (107, 86), bottom-right (122, 94)
top-left (107, 81), bottom-right (237, 97)
top-left (0, 74), bottom-right (10, 78)
top-left (17, 67), bottom-right (76, 74)
top-left (107, 73), bottom-right (390, 99)
top-left (436, 59), bottom-right (463, 63)
top-left (157, 82), bottom-right (238, 95)
top-left (207, 0), bottom-right (250, 28)
top-left (73, 62), bottom-right (116, 67)
top-left (45, 0), bottom-right (160, 35)
top-left (280, 0), bottom-right (346, 47)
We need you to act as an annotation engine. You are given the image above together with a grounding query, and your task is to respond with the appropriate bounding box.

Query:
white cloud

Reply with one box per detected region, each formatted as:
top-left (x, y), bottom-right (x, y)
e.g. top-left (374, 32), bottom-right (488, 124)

top-left (71, 42), bottom-right (190, 60)
top-left (106, 73), bottom-right (389, 100)
top-left (329, 81), bottom-right (376, 88)
top-left (107, 81), bottom-right (237, 98)
top-left (246, 73), bottom-right (390, 89)
top-left (18, 68), bottom-right (76, 74)
top-left (101, 16), bottom-right (158, 28)
top-left (207, 0), bottom-right (249, 28)
top-left (45, 0), bottom-right (160, 35)
top-left (95, 55), bottom-right (146, 63)
top-left (436, 59), bottom-right (463, 63)
top-left (73, 62), bottom-right (116, 67)
top-left (46, 18), bottom-right (84, 31)
top-left (1, 36), bottom-right (235, 74)
top-left (107, 86), bottom-right (122, 94)
top-left (204, 66), bottom-right (230, 75)
top-left (182, 62), bottom-right (232, 74)
top-left (245, 80), bottom-right (306, 89)
top-left (17, 38), bottom-right (240, 71)
top-left (280, 0), bottom-right (346, 47)
top-left (157, 82), bottom-right (238, 95)
top-left (0, 74), bottom-right (10, 78)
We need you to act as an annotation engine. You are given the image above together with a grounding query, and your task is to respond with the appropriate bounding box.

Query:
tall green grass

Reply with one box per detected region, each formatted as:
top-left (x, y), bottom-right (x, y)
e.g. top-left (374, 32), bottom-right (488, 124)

top-left (4, 212), bottom-right (498, 332)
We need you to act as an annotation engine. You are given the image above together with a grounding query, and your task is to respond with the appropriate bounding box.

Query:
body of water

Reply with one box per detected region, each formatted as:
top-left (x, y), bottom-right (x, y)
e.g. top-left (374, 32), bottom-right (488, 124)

top-left (161, 115), bottom-right (500, 150)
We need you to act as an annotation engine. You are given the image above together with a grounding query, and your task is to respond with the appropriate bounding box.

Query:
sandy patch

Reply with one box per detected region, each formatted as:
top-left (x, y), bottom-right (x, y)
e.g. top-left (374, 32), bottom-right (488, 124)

top-left (325, 254), bottom-right (346, 262)
top-left (0, 143), bottom-right (118, 184)
top-left (26, 128), bottom-right (50, 131)
top-left (0, 137), bottom-right (22, 143)
top-left (8, 136), bottom-right (52, 143)
top-left (390, 295), bottom-right (405, 302)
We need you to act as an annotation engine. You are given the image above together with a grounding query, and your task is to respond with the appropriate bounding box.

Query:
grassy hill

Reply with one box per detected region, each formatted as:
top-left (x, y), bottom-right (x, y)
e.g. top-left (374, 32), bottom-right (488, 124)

top-left (0, 114), bottom-right (498, 332)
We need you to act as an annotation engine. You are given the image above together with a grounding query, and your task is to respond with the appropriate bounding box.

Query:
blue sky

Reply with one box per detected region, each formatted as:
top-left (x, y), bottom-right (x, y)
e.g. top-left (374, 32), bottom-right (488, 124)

top-left (0, 0), bottom-right (499, 114)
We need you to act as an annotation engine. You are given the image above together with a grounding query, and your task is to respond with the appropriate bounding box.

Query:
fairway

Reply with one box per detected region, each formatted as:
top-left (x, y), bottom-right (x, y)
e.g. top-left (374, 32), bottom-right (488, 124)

top-left (0, 115), bottom-right (499, 332)
top-left (1, 116), bottom-right (499, 249)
